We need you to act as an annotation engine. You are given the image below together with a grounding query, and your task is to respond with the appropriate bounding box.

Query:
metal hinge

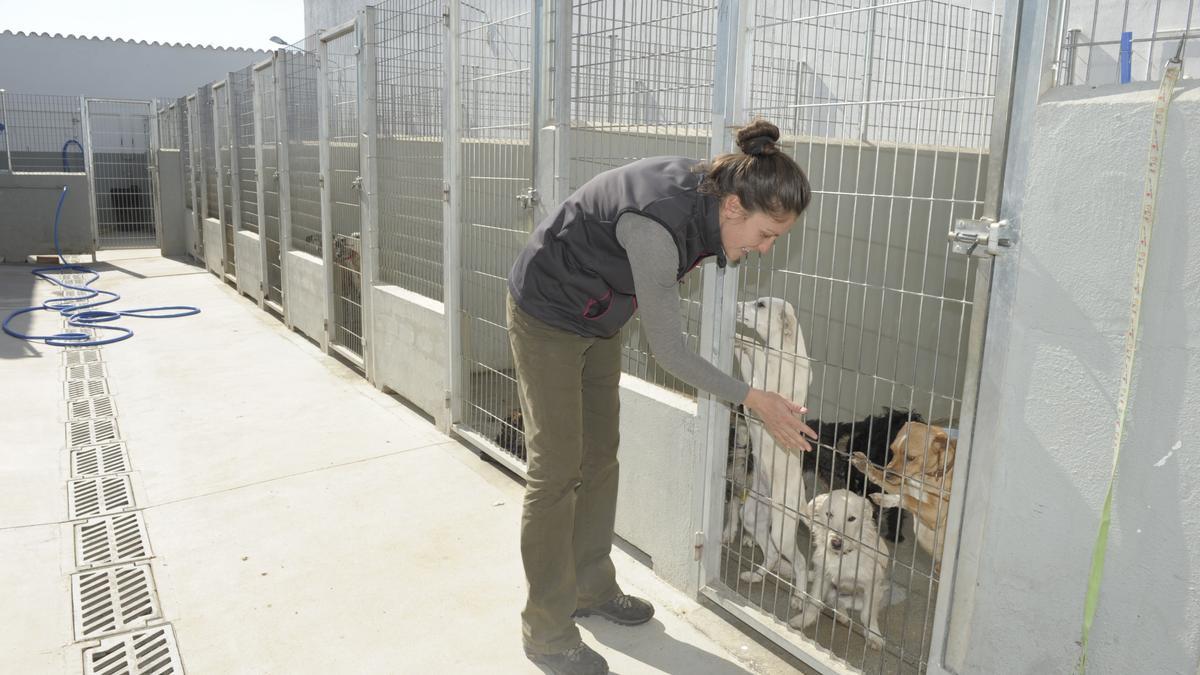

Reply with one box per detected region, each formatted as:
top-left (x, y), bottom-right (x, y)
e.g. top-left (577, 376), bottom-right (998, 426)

top-left (442, 181), bottom-right (450, 203)
top-left (948, 217), bottom-right (1015, 257)
top-left (443, 6), bottom-right (450, 27)
top-left (351, 175), bottom-right (363, 191)
top-left (693, 531), bottom-right (705, 561)
top-left (515, 187), bottom-right (539, 210)
top-left (444, 390), bottom-right (452, 408)
top-left (318, 174), bottom-right (325, 188)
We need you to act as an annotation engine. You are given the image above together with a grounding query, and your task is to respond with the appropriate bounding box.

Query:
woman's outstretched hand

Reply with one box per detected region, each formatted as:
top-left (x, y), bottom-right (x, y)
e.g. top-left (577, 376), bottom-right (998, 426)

top-left (743, 388), bottom-right (817, 453)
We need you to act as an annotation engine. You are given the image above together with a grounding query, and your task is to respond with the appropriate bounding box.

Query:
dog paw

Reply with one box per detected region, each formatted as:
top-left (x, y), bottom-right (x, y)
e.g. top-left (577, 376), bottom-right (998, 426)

top-left (850, 451), bottom-right (870, 470)
top-left (866, 630), bottom-right (886, 650)
top-left (739, 569), bottom-right (766, 584)
top-left (788, 606), bottom-right (822, 630)
top-left (870, 493), bottom-right (901, 508)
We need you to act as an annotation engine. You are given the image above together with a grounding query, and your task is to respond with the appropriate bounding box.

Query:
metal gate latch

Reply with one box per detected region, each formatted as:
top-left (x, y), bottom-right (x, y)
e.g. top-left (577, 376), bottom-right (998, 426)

top-left (351, 176), bottom-right (363, 191)
top-left (515, 187), bottom-right (539, 210)
top-left (948, 218), bottom-right (1015, 257)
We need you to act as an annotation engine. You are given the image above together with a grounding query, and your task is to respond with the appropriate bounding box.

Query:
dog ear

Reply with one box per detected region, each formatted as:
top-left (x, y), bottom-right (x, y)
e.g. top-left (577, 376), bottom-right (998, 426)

top-left (928, 430), bottom-right (955, 478)
top-left (780, 304), bottom-right (796, 339)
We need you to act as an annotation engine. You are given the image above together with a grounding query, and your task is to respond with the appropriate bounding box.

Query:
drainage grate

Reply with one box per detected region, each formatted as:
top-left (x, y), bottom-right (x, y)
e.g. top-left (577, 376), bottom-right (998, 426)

top-left (68, 475), bottom-right (134, 519)
top-left (71, 443), bottom-right (131, 478)
top-left (67, 379), bottom-right (110, 400)
top-left (70, 396), bottom-right (118, 420)
top-left (83, 624), bottom-right (184, 675)
top-left (67, 363), bottom-right (108, 380)
top-left (75, 512), bottom-right (152, 568)
top-left (65, 350), bottom-right (103, 366)
top-left (68, 419), bottom-right (120, 447)
top-left (71, 563), bottom-right (161, 640)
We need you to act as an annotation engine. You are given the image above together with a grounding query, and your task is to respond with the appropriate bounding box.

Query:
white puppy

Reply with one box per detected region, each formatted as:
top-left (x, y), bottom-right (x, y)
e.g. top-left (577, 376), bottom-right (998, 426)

top-left (732, 297), bottom-right (811, 586)
top-left (790, 490), bottom-right (891, 649)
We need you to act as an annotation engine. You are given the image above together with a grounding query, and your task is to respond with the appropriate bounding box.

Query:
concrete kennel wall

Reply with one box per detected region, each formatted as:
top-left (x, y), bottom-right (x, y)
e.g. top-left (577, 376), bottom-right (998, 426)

top-left (184, 209), bottom-right (200, 261)
top-left (284, 250), bottom-right (326, 346)
top-left (0, 174), bottom-right (92, 261)
top-left (371, 286), bottom-right (448, 429)
top-left (157, 150), bottom-right (187, 258)
top-left (235, 231), bottom-right (264, 303)
top-left (0, 31), bottom-right (269, 101)
top-left (202, 218), bottom-right (223, 274)
top-left (951, 80), bottom-right (1200, 674)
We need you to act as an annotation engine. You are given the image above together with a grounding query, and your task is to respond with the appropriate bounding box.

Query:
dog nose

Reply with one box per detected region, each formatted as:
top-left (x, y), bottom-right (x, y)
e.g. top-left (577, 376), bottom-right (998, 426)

top-left (830, 537), bottom-right (843, 551)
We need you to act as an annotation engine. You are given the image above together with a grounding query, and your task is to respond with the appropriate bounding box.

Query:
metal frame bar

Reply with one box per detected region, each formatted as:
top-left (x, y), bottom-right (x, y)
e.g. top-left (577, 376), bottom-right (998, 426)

top-left (275, 50), bottom-right (295, 328)
top-left (317, 32), bottom-right (336, 354)
top-left (697, 0), bottom-right (750, 597)
top-left (444, 0), bottom-right (464, 428)
top-left (80, 96), bottom-right (100, 260)
top-left (147, 99), bottom-right (165, 251)
top-left (1, 89), bottom-right (11, 173)
top-left (359, 5), bottom-right (381, 384)
top-left (212, 80), bottom-right (230, 278)
top-left (253, 57), bottom-right (272, 308)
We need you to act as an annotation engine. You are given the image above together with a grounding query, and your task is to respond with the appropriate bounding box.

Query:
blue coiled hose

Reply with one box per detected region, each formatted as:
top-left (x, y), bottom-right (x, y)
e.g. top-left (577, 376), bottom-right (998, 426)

top-left (2, 185), bottom-right (200, 347)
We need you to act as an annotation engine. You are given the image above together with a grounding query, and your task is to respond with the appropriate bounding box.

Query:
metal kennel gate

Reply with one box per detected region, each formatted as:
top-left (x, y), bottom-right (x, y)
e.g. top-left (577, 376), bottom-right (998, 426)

top-left (694, 2), bottom-right (1013, 674)
top-left (83, 99), bottom-right (159, 250)
top-left (320, 25), bottom-right (368, 364)
top-left (254, 58), bottom-right (285, 311)
top-left (213, 81), bottom-right (236, 279)
top-left (449, 0), bottom-right (538, 472)
top-left (185, 93), bottom-right (204, 259)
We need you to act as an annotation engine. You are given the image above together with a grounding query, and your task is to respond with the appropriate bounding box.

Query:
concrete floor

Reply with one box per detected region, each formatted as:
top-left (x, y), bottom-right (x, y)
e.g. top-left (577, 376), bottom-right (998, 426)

top-left (0, 251), bottom-right (813, 675)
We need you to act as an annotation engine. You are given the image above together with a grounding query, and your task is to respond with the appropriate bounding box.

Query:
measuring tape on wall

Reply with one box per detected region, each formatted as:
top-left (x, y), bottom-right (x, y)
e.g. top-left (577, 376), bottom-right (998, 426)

top-left (1075, 47), bottom-right (1185, 674)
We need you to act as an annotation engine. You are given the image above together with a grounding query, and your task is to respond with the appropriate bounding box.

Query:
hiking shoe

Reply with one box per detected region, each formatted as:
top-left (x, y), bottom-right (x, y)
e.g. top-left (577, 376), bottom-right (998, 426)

top-left (572, 593), bottom-right (655, 626)
top-left (525, 642), bottom-right (609, 675)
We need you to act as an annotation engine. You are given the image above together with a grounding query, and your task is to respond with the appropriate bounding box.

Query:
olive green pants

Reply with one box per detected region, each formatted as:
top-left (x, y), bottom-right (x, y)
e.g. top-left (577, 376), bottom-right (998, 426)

top-left (506, 293), bottom-right (623, 654)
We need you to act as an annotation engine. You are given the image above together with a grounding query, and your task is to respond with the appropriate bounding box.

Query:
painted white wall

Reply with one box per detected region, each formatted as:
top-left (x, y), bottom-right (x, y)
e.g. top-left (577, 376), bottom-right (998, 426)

top-left (0, 31), bottom-right (270, 100)
top-left (952, 78), bottom-right (1200, 674)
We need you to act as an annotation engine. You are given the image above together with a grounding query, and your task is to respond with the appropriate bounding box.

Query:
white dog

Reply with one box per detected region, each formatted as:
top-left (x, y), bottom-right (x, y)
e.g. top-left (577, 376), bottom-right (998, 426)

top-left (790, 490), bottom-right (891, 649)
top-left (732, 297), bottom-right (812, 586)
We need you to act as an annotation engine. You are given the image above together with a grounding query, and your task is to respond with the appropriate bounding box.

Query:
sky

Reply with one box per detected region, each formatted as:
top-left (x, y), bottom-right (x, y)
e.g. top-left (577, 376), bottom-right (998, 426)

top-left (1, 0), bottom-right (307, 51)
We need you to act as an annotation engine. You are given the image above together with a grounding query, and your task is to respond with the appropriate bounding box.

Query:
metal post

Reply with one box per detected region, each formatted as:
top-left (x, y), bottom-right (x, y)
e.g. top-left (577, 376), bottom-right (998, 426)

top-left (275, 51), bottom-right (295, 328)
top-left (147, 100), bottom-right (164, 251)
top-left (80, 96), bottom-right (100, 260)
top-left (253, 61), bottom-right (270, 308)
top-left (695, 0), bottom-right (751, 598)
top-left (443, 0), bottom-right (464, 429)
top-left (358, 6), bottom-right (381, 385)
top-left (859, 0), bottom-right (878, 141)
top-left (531, 0), bottom-right (573, 217)
top-left (212, 82), bottom-right (229, 277)
top-left (317, 34), bottom-right (335, 353)
top-left (1, 89), bottom-right (11, 173)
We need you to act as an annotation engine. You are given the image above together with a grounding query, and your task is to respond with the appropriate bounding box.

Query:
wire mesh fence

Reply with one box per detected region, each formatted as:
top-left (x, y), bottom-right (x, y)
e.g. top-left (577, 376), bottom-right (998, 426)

top-left (570, 0), bottom-right (718, 398)
top-left (199, 86), bottom-right (218, 222)
top-left (233, 66), bottom-right (259, 234)
top-left (1058, 0), bottom-right (1197, 85)
top-left (0, 93), bottom-right (86, 173)
top-left (325, 30), bottom-right (366, 359)
top-left (707, 2), bottom-right (1002, 672)
top-left (284, 45), bottom-right (323, 257)
top-left (156, 101), bottom-right (183, 151)
top-left (375, 0), bottom-right (446, 301)
top-left (458, 0), bottom-right (535, 467)
top-left (86, 99), bottom-right (157, 249)
top-left (256, 60), bottom-right (284, 307)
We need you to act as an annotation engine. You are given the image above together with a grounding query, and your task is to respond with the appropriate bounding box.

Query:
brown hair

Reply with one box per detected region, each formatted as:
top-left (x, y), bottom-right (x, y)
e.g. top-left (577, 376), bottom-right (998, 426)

top-left (697, 119), bottom-right (811, 218)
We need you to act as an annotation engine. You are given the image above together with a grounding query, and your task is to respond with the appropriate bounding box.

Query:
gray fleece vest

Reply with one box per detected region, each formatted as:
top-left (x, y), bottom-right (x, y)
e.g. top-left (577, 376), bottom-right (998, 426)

top-left (508, 156), bottom-right (726, 339)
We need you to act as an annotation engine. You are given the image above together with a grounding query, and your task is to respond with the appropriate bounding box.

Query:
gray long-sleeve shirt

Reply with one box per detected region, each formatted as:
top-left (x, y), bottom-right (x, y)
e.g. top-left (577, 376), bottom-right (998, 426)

top-left (615, 212), bottom-right (750, 404)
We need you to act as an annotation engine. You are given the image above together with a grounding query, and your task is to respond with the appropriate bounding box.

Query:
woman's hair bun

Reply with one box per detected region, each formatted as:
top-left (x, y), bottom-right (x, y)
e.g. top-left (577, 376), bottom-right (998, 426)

top-left (736, 119), bottom-right (781, 156)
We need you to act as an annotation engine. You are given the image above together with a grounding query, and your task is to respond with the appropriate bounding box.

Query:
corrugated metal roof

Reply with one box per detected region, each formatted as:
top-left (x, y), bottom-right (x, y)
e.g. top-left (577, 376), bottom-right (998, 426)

top-left (1, 30), bottom-right (269, 53)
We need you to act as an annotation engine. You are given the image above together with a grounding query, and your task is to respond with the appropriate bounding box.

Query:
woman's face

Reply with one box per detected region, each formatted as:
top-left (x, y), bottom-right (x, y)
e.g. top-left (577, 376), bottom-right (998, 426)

top-left (718, 195), bottom-right (797, 265)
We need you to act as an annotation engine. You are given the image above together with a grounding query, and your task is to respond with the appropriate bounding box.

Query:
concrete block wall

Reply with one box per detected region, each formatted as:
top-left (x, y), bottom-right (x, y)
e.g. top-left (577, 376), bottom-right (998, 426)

top-left (0, 174), bottom-right (92, 261)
